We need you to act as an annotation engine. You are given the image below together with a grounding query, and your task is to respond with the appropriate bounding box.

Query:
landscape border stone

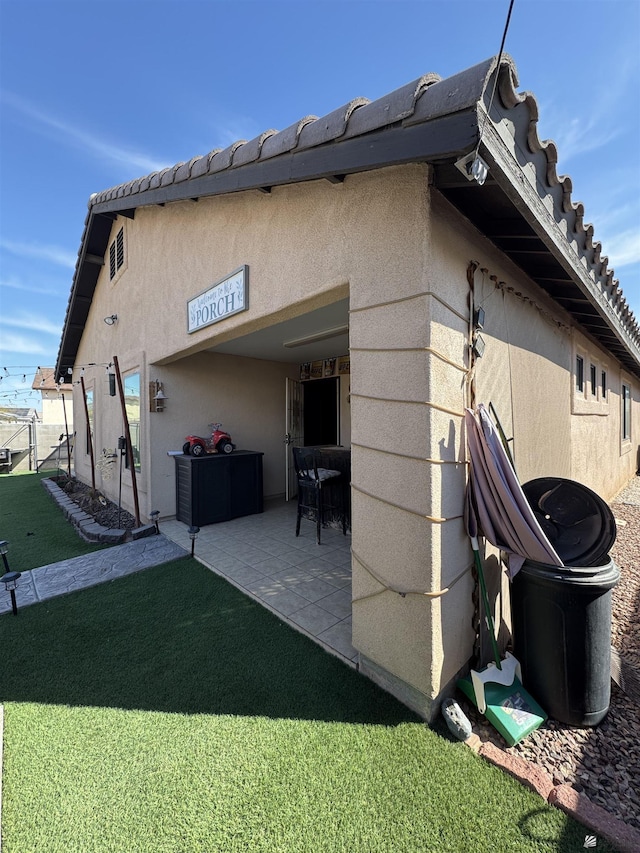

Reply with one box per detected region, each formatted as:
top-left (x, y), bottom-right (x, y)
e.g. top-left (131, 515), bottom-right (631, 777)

top-left (475, 738), bottom-right (640, 852)
top-left (41, 477), bottom-right (154, 544)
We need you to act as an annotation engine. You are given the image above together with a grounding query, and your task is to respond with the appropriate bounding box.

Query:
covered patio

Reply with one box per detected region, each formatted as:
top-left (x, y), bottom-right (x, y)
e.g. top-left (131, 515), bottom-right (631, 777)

top-left (161, 498), bottom-right (356, 664)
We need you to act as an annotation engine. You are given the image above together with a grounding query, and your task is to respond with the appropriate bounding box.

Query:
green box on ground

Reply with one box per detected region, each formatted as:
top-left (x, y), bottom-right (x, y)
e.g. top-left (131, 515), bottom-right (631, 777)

top-left (457, 675), bottom-right (547, 746)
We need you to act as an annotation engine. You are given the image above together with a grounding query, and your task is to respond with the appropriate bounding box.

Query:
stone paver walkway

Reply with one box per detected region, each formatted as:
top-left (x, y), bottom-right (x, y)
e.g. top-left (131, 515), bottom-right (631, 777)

top-left (0, 535), bottom-right (187, 615)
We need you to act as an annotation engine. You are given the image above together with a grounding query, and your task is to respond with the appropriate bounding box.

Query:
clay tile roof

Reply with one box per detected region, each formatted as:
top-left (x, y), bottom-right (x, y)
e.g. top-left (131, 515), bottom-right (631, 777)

top-left (32, 367), bottom-right (66, 391)
top-left (56, 55), bottom-right (640, 380)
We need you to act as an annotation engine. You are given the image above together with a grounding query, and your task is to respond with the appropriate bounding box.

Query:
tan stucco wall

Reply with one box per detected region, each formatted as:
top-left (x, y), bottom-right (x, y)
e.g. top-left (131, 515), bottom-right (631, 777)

top-left (72, 164), bottom-right (429, 518)
top-left (41, 394), bottom-right (74, 427)
top-left (69, 163), bottom-right (640, 722)
top-left (436, 185), bottom-right (640, 503)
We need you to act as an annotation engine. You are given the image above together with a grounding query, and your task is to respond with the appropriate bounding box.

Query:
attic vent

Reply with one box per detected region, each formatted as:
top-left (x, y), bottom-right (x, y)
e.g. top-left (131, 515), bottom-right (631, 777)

top-left (109, 227), bottom-right (125, 280)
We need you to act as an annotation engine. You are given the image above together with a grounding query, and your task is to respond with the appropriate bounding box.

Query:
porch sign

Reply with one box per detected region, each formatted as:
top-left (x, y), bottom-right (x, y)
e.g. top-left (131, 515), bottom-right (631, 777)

top-left (187, 265), bottom-right (248, 333)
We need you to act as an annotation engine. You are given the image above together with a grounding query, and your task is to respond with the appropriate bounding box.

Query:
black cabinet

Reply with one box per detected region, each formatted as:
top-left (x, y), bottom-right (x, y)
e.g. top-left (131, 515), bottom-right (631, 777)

top-left (175, 451), bottom-right (263, 526)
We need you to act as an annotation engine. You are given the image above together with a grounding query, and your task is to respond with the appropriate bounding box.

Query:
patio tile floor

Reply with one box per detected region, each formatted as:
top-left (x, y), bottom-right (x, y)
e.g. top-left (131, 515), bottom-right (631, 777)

top-left (161, 497), bottom-right (358, 665)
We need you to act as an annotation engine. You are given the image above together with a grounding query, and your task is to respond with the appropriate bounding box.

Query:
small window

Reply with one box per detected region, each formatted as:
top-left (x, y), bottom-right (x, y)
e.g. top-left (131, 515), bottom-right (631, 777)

top-left (590, 363), bottom-right (597, 397)
top-left (601, 370), bottom-right (607, 401)
top-left (576, 355), bottom-right (584, 393)
top-left (622, 382), bottom-right (631, 441)
top-left (109, 227), bottom-right (125, 281)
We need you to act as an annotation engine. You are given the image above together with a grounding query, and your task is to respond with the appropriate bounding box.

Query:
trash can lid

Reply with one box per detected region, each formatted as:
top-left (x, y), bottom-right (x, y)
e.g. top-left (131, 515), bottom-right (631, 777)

top-left (522, 477), bottom-right (617, 567)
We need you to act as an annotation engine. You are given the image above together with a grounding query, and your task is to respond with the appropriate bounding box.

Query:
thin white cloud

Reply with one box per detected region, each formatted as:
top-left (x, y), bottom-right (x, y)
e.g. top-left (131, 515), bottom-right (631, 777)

top-left (2, 91), bottom-right (167, 175)
top-left (0, 238), bottom-right (76, 269)
top-left (1, 313), bottom-right (63, 337)
top-left (536, 50), bottom-right (638, 167)
top-left (206, 116), bottom-right (262, 151)
top-left (0, 332), bottom-right (49, 356)
top-left (0, 275), bottom-right (65, 297)
top-left (600, 229), bottom-right (640, 270)
top-left (550, 118), bottom-right (619, 166)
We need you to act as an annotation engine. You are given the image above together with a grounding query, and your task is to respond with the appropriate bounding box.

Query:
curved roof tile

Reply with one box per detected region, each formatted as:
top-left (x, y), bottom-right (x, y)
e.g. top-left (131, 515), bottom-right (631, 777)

top-left (232, 130), bottom-right (279, 168)
top-left (209, 140), bottom-right (247, 174)
top-left (344, 74), bottom-right (440, 140)
top-left (296, 98), bottom-right (370, 150)
top-left (260, 116), bottom-right (318, 160)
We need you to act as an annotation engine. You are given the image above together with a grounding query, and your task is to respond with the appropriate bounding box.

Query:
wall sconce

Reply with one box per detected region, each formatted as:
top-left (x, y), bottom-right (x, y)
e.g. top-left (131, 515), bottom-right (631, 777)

top-left (188, 525), bottom-right (200, 557)
top-left (104, 314), bottom-right (118, 326)
top-left (3, 571), bottom-right (21, 616)
top-left (0, 540), bottom-right (9, 575)
top-left (150, 510), bottom-right (160, 534)
top-left (150, 380), bottom-right (168, 412)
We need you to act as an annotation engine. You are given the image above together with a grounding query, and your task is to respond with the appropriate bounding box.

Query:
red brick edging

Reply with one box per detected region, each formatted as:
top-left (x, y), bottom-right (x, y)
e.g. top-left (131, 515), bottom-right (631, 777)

top-left (475, 739), bottom-right (640, 853)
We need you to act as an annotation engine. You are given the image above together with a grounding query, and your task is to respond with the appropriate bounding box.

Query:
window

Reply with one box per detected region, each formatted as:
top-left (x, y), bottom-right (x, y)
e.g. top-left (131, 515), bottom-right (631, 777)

top-left (601, 370), bottom-right (607, 401)
top-left (590, 363), bottom-right (597, 397)
top-left (85, 388), bottom-right (94, 455)
top-left (622, 382), bottom-right (631, 441)
top-left (124, 371), bottom-right (141, 471)
top-left (576, 355), bottom-right (584, 393)
top-left (109, 227), bottom-right (125, 281)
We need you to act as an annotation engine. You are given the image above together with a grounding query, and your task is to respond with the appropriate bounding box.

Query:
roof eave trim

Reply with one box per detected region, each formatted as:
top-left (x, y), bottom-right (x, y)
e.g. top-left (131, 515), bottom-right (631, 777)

top-left (479, 124), bottom-right (640, 369)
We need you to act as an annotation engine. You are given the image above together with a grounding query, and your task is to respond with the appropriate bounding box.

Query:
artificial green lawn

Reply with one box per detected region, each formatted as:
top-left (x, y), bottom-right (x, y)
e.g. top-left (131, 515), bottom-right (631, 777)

top-left (0, 557), bottom-right (611, 853)
top-left (0, 471), bottom-right (104, 570)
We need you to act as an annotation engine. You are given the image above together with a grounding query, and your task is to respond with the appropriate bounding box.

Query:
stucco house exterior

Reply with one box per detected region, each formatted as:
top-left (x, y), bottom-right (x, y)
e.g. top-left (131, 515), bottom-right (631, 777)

top-left (55, 55), bottom-right (640, 720)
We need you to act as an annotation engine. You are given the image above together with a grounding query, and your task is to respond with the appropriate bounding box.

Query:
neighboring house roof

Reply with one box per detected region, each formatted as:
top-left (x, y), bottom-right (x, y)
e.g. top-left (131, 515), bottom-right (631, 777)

top-left (0, 407), bottom-right (39, 422)
top-left (32, 367), bottom-right (71, 392)
top-left (55, 55), bottom-right (640, 380)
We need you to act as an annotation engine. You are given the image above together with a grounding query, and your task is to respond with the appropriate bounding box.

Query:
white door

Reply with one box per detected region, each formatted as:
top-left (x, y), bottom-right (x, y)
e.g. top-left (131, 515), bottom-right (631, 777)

top-left (285, 377), bottom-right (303, 500)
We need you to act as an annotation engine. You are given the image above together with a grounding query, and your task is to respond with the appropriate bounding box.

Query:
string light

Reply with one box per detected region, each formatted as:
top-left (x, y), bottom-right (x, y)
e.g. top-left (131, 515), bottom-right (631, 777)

top-left (0, 362), bottom-right (113, 406)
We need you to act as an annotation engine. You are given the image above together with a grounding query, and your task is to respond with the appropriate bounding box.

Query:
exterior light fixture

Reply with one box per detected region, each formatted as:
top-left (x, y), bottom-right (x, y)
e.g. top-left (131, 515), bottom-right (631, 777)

top-left (474, 307), bottom-right (485, 330)
top-left (188, 525), bottom-right (200, 557)
top-left (3, 571), bottom-right (21, 616)
top-left (104, 314), bottom-right (118, 326)
top-left (150, 510), bottom-right (160, 534)
top-left (152, 381), bottom-right (168, 412)
top-left (454, 152), bottom-right (490, 187)
top-left (0, 540), bottom-right (9, 575)
top-left (283, 325), bottom-right (349, 349)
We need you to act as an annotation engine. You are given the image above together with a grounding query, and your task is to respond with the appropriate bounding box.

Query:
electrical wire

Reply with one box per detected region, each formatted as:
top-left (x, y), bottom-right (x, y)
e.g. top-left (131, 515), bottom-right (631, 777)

top-left (474, 0), bottom-right (516, 160)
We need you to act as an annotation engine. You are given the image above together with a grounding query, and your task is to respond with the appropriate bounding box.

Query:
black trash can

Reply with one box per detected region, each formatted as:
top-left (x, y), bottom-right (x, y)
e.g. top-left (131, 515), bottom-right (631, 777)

top-left (510, 478), bottom-right (619, 727)
top-left (511, 556), bottom-right (619, 726)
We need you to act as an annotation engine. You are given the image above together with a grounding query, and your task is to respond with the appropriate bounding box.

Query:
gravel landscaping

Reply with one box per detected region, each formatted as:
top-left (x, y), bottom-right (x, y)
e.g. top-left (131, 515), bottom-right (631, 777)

top-left (460, 477), bottom-right (640, 832)
top-left (55, 475), bottom-right (138, 530)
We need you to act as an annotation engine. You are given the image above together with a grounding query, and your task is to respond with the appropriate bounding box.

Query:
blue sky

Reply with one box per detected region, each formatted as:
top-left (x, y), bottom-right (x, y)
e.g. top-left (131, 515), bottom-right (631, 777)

top-left (1, 0), bottom-right (639, 408)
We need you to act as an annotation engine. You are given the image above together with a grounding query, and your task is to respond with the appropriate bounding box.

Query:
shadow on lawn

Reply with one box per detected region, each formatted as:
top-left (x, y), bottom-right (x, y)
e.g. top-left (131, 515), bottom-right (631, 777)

top-left (0, 558), bottom-right (419, 727)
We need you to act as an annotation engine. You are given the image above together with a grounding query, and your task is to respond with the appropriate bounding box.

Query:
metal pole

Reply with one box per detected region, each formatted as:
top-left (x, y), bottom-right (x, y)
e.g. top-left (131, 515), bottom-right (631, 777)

top-left (118, 436), bottom-right (125, 529)
top-left (112, 356), bottom-right (141, 526)
top-left (61, 392), bottom-right (72, 479)
top-left (80, 376), bottom-right (97, 493)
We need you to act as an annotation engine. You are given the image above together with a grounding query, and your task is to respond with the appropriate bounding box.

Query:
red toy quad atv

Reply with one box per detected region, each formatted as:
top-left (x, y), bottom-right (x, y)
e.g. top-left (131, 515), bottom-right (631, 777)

top-left (183, 423), bottom-right (236, 456)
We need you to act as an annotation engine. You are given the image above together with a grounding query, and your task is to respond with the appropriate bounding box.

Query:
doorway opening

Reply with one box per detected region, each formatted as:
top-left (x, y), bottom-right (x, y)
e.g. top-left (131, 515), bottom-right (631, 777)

top-left (303, 377), bottom-right (339, 446)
